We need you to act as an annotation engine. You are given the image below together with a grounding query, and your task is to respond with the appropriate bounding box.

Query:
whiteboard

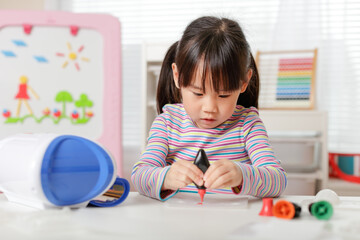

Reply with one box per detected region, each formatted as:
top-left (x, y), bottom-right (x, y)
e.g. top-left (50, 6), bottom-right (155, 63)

top-left (0, 10), bottom-right (123, 176)
top-left (0, 26), bottom-right (103, 137)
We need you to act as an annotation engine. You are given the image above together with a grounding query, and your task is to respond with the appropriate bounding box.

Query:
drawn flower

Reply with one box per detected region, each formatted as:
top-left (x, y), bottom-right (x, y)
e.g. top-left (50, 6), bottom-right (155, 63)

top-left (53, 109), bottom-right (61, 118)
top-left (71, 110), bottom-right (79, 119)
top-left (86, 110), bottom-right (94, 118)
top-left (2, 109), bottom-right (11, 118)
top-left (43, 107), bottom-right (51, 116)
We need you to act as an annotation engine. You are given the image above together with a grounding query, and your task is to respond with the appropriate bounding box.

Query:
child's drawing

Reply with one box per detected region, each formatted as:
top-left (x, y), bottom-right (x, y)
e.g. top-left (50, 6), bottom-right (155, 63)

top-left (3, 78), bottom-right (94, 125)
top-left (15, 75), bottom-right (39, 116)
top-left (56, 42), bottom-right (90, 71)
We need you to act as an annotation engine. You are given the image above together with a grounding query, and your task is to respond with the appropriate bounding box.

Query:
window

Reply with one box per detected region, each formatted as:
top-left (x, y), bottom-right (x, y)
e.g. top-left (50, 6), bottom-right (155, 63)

top-left (54, 0), bottom-right (360, 153)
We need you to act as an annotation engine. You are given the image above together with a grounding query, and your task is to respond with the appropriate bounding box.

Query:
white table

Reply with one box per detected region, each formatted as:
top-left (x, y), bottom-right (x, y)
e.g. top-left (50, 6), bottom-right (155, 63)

top-left (1, 192), bottom-right (360, 240)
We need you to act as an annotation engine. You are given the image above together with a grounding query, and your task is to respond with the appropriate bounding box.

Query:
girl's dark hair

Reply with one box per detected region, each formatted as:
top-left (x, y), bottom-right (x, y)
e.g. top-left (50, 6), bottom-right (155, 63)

top-left (156, 16), bottom-right (259, 114)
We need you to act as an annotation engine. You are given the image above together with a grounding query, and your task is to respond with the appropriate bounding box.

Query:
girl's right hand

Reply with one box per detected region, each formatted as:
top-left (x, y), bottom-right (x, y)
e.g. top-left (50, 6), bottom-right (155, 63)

top-left (162, 160), bottom-right (204, 191)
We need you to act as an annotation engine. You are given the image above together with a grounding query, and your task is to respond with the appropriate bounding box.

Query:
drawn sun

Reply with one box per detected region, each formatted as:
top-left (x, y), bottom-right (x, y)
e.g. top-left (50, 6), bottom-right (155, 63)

top-left (56, 42), bottom-right (90, 71)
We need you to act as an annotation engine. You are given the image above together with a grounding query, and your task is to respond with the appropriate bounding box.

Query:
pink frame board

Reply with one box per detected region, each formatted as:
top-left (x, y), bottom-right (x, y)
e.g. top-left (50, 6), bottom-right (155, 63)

top-left (0, 10), bottom-right (123, 176)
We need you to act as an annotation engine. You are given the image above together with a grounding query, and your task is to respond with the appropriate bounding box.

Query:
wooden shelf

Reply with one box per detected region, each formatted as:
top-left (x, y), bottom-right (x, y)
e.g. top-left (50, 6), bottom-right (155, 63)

top-left (142, 43), bottom-right (171, 149)
top-left (287, 171), bottom-right (323, 180)
top-left (327, 178), bottom-right (360, 196)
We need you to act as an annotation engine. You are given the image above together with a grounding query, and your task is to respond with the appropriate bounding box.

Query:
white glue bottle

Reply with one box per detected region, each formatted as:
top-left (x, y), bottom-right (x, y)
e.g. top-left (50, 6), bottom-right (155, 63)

top-left (0, 133), bottom-right (129, 209)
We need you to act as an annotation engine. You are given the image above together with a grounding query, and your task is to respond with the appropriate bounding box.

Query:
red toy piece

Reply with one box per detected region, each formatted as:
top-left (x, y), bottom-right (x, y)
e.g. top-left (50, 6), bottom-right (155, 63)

top-left (259, 198), bottom-right (274, 216)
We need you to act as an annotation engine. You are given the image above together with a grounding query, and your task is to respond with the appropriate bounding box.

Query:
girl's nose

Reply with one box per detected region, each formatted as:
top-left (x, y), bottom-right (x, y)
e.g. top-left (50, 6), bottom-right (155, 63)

top-left (202, 96), bottom-right (218, 113)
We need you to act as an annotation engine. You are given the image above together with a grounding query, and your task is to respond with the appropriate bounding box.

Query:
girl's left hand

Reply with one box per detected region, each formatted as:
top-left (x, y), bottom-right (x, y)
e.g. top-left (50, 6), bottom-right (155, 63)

top-left (203, 159), bottom-right (243, 189)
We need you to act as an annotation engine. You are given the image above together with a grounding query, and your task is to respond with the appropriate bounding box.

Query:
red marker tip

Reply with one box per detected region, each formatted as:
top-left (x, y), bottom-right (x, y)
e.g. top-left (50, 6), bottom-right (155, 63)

top-left (198, 189), bottom-right (206, 204)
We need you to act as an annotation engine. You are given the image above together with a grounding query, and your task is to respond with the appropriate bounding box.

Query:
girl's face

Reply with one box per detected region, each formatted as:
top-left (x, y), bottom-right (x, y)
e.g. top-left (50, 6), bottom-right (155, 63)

top-left (172, 63), bottom-right (250, 129)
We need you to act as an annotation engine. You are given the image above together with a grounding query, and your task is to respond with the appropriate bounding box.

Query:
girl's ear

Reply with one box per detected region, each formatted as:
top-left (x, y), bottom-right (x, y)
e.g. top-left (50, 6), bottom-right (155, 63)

top-left (172, 63), bottom-right (180, 88)
top-left (240, 69), bottom-right (253, 93)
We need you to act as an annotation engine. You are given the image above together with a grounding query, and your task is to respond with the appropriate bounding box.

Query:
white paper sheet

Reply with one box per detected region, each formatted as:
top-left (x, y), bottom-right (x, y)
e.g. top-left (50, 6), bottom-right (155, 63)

top-left (165, 192), bottom-right (248, 209)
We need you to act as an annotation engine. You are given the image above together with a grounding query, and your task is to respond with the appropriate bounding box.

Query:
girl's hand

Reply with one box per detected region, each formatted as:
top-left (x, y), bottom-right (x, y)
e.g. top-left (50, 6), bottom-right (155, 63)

top-left (162, 160), bottom-right (204, 191)
top-left (203, 159), bottom-right (243, 189)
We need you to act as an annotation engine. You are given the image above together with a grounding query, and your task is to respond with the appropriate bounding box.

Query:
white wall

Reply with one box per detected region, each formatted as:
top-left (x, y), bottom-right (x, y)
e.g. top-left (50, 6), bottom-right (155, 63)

top-left (0, 0), bottom-right (45, 9)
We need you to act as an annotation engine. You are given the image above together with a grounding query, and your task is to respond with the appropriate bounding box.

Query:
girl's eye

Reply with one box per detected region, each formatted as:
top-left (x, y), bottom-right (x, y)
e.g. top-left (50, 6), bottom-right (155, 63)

top-left (193, 92), bottom-right (203, 96)
top-left (219, 95), bottom-right (230, 98)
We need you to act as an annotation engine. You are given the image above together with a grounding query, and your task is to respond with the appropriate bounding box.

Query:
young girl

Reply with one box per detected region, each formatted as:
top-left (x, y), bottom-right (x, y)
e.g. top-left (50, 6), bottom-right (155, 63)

top-left (132, 16), bottom-right (287, 200)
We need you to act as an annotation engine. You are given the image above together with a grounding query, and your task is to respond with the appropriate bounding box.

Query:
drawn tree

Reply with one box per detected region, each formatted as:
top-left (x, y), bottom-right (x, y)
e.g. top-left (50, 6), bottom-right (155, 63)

top-left (55, 91), bottom-right (73, 117)
top-left (75, 94), bottom-right (93, 118)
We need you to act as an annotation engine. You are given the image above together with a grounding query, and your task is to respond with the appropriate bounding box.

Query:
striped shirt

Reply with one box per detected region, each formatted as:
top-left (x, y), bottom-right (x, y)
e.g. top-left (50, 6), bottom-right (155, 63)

top-left (131, 103), bottom-right (287, 200)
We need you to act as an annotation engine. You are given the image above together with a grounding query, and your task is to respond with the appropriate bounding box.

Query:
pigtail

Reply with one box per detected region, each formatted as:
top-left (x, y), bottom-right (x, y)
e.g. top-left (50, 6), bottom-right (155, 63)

top-left (237, 52), bottom-right (259, 108)
top-left (156, 41), bottom-right (181, 114)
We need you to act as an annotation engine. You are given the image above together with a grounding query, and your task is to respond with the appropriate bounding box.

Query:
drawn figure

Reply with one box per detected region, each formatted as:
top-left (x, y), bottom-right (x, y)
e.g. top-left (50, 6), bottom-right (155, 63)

top-left (15, 76), bottom-right (39, 116)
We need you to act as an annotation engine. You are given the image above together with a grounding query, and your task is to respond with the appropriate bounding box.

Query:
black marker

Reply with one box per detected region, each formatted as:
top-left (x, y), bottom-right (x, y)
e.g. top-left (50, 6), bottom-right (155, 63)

top-left (193, 149), bottom-right (210, 204)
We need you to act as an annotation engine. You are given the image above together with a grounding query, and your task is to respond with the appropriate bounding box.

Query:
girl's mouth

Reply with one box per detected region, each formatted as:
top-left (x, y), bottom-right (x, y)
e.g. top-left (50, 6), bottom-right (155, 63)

top-left (201, 118), bottom-right (216, 123)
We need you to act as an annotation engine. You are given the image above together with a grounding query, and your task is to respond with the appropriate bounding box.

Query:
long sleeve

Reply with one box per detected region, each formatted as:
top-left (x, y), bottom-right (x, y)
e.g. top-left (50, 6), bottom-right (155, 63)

top-left (233, 112), bottom-right (287, 197)
top-left (131, 115), bottom-right (178, 201)
top-left (132, 104), bottom-right (287, 200)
